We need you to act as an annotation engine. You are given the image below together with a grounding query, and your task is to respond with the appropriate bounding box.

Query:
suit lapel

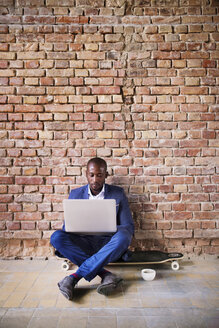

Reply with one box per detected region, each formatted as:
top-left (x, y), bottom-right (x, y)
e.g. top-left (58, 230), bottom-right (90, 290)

top-left (82, 185), bottom-right (89, 199)
top-left (105, 184), bottom-right (119, 215)
top-left (104, 184), bottom-right (111, 199)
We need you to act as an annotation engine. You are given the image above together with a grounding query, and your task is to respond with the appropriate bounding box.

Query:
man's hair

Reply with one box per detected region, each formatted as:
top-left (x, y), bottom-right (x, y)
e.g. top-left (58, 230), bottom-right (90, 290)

top-left (87, 157), bottom-right (107, 171)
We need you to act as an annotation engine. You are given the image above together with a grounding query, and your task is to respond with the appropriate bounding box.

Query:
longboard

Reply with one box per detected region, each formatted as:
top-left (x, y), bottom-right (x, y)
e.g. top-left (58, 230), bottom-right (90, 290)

top-left (111, 250), bottom-right (184, 271)
top-left (56, 250), bottom-right (183, 271)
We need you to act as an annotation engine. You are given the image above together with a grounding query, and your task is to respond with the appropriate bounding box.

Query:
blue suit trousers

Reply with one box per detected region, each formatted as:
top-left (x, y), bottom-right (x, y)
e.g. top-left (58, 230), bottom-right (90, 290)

top-left (50, 227), bottom-right (132, 281)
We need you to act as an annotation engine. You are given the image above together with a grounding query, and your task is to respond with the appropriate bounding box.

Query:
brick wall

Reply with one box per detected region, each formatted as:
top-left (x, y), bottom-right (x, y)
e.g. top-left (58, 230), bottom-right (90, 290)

top-left (0, 0), bottom-right (218, 258)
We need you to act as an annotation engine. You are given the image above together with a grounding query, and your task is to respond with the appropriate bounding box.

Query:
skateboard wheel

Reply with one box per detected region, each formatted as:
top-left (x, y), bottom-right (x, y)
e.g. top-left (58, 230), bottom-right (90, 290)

top-left (62, 261), bottom-right (70, 271)
top-left (171, 261), bottom-right (179, 271)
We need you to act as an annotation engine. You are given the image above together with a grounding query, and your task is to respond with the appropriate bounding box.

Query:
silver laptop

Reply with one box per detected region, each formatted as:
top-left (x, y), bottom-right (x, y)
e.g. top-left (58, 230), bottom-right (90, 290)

top-left (63, 199), bottom-right (117, 234)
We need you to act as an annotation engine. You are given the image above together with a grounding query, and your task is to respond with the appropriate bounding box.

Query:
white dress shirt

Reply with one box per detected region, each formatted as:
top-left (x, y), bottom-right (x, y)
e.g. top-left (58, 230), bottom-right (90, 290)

top-left (88, 185), bottom-right (105, 200)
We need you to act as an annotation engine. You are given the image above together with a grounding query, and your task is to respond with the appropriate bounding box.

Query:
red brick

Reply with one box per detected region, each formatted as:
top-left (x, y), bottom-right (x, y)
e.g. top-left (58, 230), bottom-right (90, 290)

top-left (0, 77), bottom-right (8, 86)
top-left (202, 246), bottom-right (219, 254)
top-left (15, 122), bottom-right (43, 130)
top-left (194, 230), bottom-right (219, 239)
top-left (160, 185), bottom-right (173, 193)
top-left (201, 221), bottom-right (216, 229)
top-left (70, 77), bottom-right (83, 85)
top-left (179, 122), bottom-right (206, 130)
top-left (150, 140), bottom-right (178, 148)
top-left (0, 222), bottom-right (6, 230)
top-left (172, 221), bottom-right (186, 230)
top-left (45, 104), bottom-right (73, 112)
top-left (0, 43), bottom-right (9, 51)
top-left (74, 104), bottom-right (91, 112)
top-left (15, 177), bottom-right (43, 185)
top-left (152, 104), bottom-right (179, 112)
top-left (75, 122), bottom-right (104, 130)
top-left (46, 177), bottom-right (74, 185)
top-left (21, 222), bottom-right (36, 230)
top-left (152, 51), bottom-right (180, 60)
top-left (179, 140), bottom-right (208, 148)
top-left (90, 69), bottom-right (117, 77)
top-left (93, 104), bottom-right (121, 112)
top-left (193, 211), bottom-right (219, 220)
top-left (151, 87), bottom-right (179, 95)
top-left (210, 193), bottom-right (219, 201)
top-left (38, 221), bottom-right (50, 230)
top-left (0, 104), bottom-right (13, 112)
top-left (0, 212), bottom-right (13, 220)
top-left (144, 150), bottom-right (159, 158)
top-left (182, 194), bottom-right (209, 202)
top-left (181, 87), bottom-right (208, 95)
top-left (91, 86), bottom-right (120, 94)
top-left (172, 204), bottom-right (186, 212)
top-left (56, 16), bottom-right (79, 24)
top-left (0, 177), bottom-right (14, 184)
top-left (45, 34), bottom-right (73, 42)
top-left (165, 230), bottom-right (192, 238)
top-left (43, 212), bottom-right (64, 221)
top-left (7, 222), bottom-right (21, 230)
top-left (90, 15), bottom-right (119, 24)
top-left (157, 221), bottom-right (171, 230)
top-left (15, 105), bottom-right (43, 112)
top-left (40, 77), bottom-right (53, 85)
top-left (202, 131), bottom-right (216, 139)
top-left (181, 104), bottom-right (208, 112)
top-left (14, 213), bottom-right (42, 221)
top-left (203, 60), bottom-right (216, 68)
top-left (14, 231), bottom-right (42, 239)
top-left (164, 212), bottom-right (193, 220)
top-left (131, 104), bottom-right (151, 113)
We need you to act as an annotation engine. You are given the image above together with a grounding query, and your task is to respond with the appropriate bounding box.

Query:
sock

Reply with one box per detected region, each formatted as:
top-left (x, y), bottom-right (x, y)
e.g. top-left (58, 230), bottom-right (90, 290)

top-left (70, 272), bottom-right (82, 282)
top-left (98, 269), bottom-right (111, 279)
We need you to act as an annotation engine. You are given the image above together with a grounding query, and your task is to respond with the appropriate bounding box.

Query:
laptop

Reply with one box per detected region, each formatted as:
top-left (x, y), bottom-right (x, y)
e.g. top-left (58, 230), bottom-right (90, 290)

top-left (63, 199), bottom-right (117, 234)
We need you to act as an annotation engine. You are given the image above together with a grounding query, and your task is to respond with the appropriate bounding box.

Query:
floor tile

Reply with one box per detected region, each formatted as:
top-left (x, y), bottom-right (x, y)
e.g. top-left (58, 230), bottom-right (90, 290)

top-left (0, 308), bottom-right (7, 318)
top-left (27, 316), bottom-right (58, 328)
top-left (58, 316), bottom-right (87, 328)
top-left (88, 308), bottom-right (116, 316)
top-left (117, 315), bottom-right (147, 328)
top-left (87, 316), bottom-right (117, 328)
top-left (0, 308), bottom-right (34, 328)
top-left (143, 308), bottom-right (172, 316)
top-left (145, 316), bottom-right (177, 328)
top-left (3, 291), bottom-right (27, 308)
top-left (1, 317), bottom-right (32, 328)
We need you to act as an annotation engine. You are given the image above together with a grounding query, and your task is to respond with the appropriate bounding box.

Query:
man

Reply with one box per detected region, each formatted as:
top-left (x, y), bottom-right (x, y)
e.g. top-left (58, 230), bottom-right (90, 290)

top-left (50, 157), bottom-right (134, 300)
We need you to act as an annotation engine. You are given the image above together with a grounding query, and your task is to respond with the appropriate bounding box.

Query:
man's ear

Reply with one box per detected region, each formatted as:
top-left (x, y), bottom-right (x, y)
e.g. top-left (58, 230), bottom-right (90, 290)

top-left (105, 171), bottom-right (109, 178)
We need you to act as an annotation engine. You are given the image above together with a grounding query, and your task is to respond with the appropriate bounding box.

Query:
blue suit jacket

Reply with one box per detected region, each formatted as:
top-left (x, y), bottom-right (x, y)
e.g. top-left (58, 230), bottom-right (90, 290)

top-left (65, 183), bottom-right (134, 235)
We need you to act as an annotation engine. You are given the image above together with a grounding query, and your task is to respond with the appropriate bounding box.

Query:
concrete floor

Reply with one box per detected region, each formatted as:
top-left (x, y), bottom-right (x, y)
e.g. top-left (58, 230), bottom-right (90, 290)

top-left (0, 257), bottom-right (218, 328)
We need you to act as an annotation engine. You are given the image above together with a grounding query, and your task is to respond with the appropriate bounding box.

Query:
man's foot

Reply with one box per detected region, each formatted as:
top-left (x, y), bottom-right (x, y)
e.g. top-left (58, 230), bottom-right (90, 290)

top-left (58, 275), bottom-right (78, 300)
top-left (97, 273), bottom-right (123, 295)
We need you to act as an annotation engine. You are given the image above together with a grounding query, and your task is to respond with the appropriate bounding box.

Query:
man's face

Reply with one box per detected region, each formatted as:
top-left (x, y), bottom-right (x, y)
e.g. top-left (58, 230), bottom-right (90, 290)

top-left (86, 162), bottom-right (108, 196)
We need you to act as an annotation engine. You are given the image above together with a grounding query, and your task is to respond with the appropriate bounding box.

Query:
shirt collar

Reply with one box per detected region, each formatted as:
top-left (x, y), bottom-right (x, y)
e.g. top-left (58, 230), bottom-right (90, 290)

top-left (88, 184), bottom-right (105, 199)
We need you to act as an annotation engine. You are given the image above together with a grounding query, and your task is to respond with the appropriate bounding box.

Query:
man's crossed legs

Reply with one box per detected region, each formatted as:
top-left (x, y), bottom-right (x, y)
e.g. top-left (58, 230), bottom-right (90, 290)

top-left (50, 229), bottom-right (132, 300)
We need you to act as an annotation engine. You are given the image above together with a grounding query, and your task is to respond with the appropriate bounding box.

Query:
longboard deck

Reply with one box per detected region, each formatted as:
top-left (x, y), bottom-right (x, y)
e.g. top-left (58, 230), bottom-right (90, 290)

top-left (56, 250), bottom-right (184, 271)
top-left (111, 251), bottom-right (183, 265)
